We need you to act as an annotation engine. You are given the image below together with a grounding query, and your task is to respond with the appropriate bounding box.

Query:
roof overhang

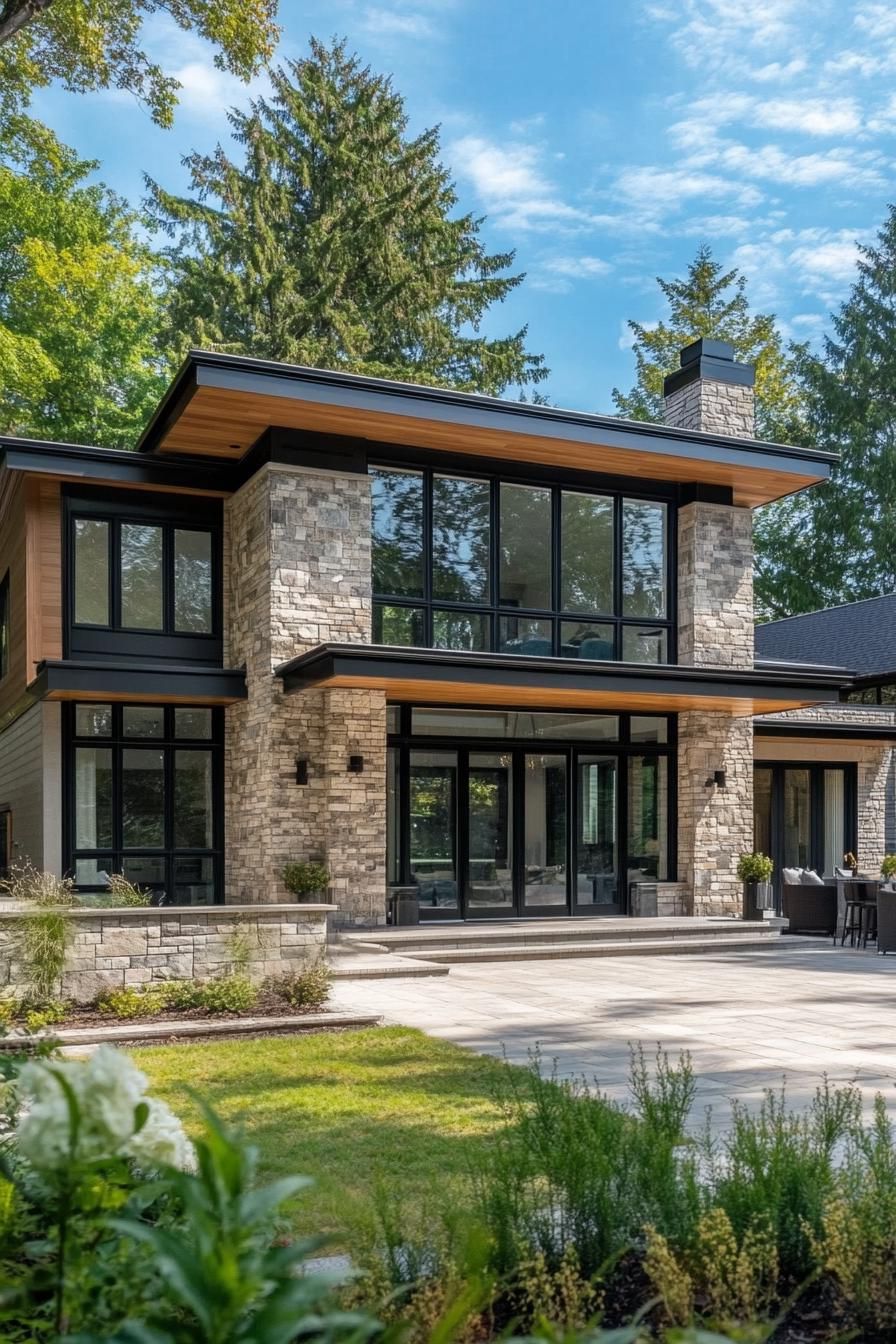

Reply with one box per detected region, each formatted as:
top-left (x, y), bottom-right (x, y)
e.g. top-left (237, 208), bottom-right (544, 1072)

top-left (276, 645), bottom-right (847, 716)
top-left (137, 351), bottom-right (837, 508)
top-left (0, 438), bottom-right (231, 497)
top-left (755, 720), bottom-right (896, 742)
top-left (29, 661), bottom-right (247, 705)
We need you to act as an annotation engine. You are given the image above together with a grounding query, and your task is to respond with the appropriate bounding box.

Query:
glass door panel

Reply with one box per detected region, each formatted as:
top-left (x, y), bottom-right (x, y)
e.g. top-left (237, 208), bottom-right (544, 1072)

top-left (523, 754), bottom-right (568, 909)
top-left (409, 751), bottom-right (458, 913)
top-left (575, 754), bottom-right (619, 911)
top-left (753, 767), bottom-right (773, 862)
top-left (468, 753), bottom-right (514, 911)
top-left (782, 768), bottom-right (811, 871)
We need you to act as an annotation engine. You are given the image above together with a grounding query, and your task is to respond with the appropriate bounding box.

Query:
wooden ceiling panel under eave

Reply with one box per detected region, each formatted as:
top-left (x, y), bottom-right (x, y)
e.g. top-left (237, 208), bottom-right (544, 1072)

top-left (151, 384), bottom-right (825, 509)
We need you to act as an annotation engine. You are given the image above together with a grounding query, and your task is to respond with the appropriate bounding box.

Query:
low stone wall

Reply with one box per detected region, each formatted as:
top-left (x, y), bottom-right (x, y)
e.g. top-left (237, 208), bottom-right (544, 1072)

top-left (0, 903), bottom-right (334, 1005)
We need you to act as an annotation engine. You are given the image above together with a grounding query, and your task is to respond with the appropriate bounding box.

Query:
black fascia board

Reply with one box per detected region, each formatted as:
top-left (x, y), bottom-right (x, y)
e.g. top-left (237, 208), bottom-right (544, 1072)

top-left (755, 656), bottom-right (856, 677)
top-left (275, 643), bottom-right (846, 704)
top-left (29, 660), bottom-right (247, 701)
top-left (0, 436), bottom-right (230, 495)
top-left (755, 721), bottom-right (896, 741)
top-left (137, 350), bottom-right (838, 481)
top-left (850, 667), bottom-right (896, 689)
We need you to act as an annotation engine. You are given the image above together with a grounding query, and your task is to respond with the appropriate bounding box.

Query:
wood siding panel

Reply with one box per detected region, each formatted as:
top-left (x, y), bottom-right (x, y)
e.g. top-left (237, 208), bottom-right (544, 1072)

top-left (25, 478), bottom-right (62, 677)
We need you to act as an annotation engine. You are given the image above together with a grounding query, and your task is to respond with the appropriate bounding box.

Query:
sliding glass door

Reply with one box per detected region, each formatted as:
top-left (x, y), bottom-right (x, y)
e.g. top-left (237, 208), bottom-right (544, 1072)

top-left (574, 755), bottom-right (621, 913)
top-left (753, 762), bottom-right (856, 909)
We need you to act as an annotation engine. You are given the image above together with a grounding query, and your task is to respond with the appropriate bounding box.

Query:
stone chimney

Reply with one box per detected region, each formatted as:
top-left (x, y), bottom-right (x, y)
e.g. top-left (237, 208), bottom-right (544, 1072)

top-left (663, 338), bottom-right (755, 438)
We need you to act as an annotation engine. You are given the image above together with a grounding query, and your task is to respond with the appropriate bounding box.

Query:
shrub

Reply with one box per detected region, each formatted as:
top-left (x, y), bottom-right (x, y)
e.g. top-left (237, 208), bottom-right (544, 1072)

top-left (881, 853), bottom-right (896, 880)
top-left (0, 860), bottom-right (77, 907)
top-left (808, 1095), bottom-right (896, 1334)
top-left (704, 1079), bottom-right (861, 1287)
top-left (471, 1048), bottom-right (701, 1283)
top-left (266, 959), bottom-right (331, 1010)
top-left (735, 852), bottom-right (774, 884)
top-left (282, 860), bottom-right (330, 900)
top-left (156, 978), bottom-right (206, 1011)
top-left (645, 1208), bottom-right (778, 1328)
top-left (23, 999), bottom-right (67, 1032)
top-left (0, 996), bottom-right (16, 1030)
top-left (97, 986), bottom-right (164, 1020)
top-left (196, 974), bottom-right (257, 1014)
top-left (91, 873), bottom-right (153, 907)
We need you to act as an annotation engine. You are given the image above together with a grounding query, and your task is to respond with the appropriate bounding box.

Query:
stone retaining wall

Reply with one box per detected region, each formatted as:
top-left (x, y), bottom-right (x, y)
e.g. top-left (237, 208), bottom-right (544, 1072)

top-left (0, 903), bottom-right (333, 1005)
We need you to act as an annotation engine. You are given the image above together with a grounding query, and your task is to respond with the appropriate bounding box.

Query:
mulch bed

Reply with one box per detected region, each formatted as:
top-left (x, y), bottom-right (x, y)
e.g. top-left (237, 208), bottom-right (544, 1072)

top-left (18, 988), bottom-right (331, 1031)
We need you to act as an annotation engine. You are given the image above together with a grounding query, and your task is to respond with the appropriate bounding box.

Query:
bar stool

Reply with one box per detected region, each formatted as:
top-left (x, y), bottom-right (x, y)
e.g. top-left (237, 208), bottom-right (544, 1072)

top-left (838, 881), bottom-right (879, 948)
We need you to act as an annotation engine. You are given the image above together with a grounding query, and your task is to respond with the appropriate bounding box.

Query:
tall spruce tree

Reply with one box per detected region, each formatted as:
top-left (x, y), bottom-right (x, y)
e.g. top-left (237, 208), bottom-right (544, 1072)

top-left (754, 209), bottom-right (896, 619)
top-left (148, 38), bottom-right (547, 396)
top-left (612, 244), bottom-right (802, 442)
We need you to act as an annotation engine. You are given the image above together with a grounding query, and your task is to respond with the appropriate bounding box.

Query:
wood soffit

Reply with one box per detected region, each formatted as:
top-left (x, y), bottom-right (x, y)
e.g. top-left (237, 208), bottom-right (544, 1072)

top-left (137, 355), bottom-right (835, 509)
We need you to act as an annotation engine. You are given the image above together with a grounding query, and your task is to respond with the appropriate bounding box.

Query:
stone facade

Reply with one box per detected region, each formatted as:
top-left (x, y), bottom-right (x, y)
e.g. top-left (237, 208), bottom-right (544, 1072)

top-left (663, 380), bottom-right (756, 438)
top-left (224, 462), bottom-right (387, 923)
top-left (666, 357), bottom-right (757, 915)
top-left (0, 903), bottom-right (332, 1005)
top-left (677, 502), bottom-right (754, 668)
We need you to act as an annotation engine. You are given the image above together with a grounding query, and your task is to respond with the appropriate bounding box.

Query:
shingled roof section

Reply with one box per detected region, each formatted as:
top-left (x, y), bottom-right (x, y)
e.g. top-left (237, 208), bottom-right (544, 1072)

top-left (755, 593), bottom-right (896, 677)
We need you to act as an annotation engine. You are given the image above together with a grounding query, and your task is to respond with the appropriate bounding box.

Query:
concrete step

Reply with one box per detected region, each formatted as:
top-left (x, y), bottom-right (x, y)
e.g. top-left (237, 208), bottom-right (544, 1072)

top-left (399, 933), bottom-right (785, 965)
top-left (330, 957), bottom-right (450, 979)
top-left (348, 919), bottom-right (775, 955)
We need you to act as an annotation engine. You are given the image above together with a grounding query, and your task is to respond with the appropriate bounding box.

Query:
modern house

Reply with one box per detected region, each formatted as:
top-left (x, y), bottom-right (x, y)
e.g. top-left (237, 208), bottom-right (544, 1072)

top-left (0, 337), bottom-right (890, 924)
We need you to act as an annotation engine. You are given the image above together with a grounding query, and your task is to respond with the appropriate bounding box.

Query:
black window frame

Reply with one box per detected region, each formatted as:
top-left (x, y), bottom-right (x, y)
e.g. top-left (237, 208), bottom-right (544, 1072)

top-left (0, 569), bottom-right (8, 681)
top-left (387, 703), bottom-right (676, 919)
top-left (63, 487), bottom-right (223, 665)
top-left (753, 760), bottom-right (857, 909)
top-left (370, 463), bottom-right (676, 664)
top-left (0, 805), bottom-right (10, 879)
top-left (62, 702), bottom-right (224, 906)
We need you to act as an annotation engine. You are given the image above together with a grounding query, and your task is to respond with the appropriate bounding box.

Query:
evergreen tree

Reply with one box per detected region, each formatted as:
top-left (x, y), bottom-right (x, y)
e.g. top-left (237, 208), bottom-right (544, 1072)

top-left (0, 124), bottom-right (167, 446)
top-left (148, 38), bottom-right (547, 396)
top-left (754, 209), bottom-right (896, 618)
top-left (612, 244), bottom-right (802, 442)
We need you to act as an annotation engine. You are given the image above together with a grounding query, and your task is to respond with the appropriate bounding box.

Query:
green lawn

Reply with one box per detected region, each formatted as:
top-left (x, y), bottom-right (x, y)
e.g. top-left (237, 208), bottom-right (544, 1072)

top-left (131, 1026), bottom-right (516, 1252)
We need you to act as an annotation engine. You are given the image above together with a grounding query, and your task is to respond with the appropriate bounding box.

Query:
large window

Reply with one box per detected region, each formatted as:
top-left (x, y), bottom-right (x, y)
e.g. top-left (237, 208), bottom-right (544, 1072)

top-left (66, 703), bottom-right (222, 905)
top-left (67, 491), bottom-right (220, 663)
top-left (371, 466), bottom-right (672, 662)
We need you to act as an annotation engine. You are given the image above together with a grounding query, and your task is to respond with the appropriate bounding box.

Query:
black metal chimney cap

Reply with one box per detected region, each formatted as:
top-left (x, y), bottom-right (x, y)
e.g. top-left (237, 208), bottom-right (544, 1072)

top-left (663, 337), bottom-right (755, 398)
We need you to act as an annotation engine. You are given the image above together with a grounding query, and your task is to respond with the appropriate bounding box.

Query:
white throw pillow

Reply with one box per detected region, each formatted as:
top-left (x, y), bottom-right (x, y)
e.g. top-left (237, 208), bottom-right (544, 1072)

top-left (782, 867), bottom-right (802, 886)
top-left (800, 868), bottom-right (825, 885)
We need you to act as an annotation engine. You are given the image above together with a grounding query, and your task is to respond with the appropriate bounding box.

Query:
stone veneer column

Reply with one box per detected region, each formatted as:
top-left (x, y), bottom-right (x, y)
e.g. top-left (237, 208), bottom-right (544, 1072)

top-left (664, 340), bottom-right (757, 915)
top-left (224, 461), bottom-right (387, 924)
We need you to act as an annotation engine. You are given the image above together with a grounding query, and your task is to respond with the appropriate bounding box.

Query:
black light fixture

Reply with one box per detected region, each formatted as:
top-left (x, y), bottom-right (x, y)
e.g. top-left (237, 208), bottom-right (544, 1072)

top-left (348, 755), bottom-right (364, 774)
top-left (295, 758), bottom-right (309, 786)
top-left (705, 769), bottom-right (726, 789)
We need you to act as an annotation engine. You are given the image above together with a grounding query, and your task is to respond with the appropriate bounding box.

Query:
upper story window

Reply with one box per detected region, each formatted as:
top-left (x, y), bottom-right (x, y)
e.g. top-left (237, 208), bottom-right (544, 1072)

top-left (845, 684), bottom-right (896, 706)
top-left (0, 569), bottom-right (9, 680)
top-left (371, 466), bottom-right (672, 663)
top-left (66, 490), bottom-right (221, 665)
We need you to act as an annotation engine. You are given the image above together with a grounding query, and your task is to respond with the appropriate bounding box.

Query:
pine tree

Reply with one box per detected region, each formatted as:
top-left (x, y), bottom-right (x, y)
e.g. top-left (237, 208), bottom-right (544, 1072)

top-left (612, 244), bottom-right (802, 442)
top-left (148, 38), bottom-right (547, 396)
top-left (754, 210), bottom-right (896, 618)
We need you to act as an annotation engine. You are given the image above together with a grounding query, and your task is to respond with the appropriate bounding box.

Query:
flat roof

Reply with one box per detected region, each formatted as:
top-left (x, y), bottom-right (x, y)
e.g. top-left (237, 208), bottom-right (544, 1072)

top-left (136, 350), bottom-right (837, 508)
top-left (276, 644), bottom-right (847, 716)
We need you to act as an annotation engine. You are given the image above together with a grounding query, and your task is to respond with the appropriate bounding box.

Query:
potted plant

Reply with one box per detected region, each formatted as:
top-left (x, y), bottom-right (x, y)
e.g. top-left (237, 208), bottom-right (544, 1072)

top-left (737, 851), bottom-right (774, 920)
top-left (844, 851), bottom-right (859, 877)
top-left (881, 855), bottom-right (896, 886)
top-left (281, 861), bottom-right (330, 902)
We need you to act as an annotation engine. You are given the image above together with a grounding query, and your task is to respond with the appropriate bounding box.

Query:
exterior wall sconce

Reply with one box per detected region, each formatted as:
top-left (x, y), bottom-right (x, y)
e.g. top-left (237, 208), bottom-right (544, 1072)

top-left (295, 758), bottom-right (309, 786)
top-left (705, 769), bottom-right (726, 789)
top-left (348, 755), bottom-right (364, 774)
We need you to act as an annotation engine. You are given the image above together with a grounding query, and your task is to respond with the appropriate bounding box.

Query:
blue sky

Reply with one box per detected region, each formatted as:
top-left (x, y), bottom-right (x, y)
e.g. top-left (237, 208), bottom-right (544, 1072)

top-left (31, 0), bottom-right (896, 412)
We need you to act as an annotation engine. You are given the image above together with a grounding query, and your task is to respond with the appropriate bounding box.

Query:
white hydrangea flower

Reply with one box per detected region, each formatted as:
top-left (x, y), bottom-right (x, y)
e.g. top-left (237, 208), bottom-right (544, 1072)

top-left (127, 1096), bottom-right (196, 1173)
top-left (15, 1046), bottom-right (195, 1174)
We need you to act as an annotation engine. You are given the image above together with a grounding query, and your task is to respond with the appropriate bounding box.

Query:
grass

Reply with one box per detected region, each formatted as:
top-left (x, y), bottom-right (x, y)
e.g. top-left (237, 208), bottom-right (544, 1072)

top-left (131, 1026), bottom-right (517, 1252)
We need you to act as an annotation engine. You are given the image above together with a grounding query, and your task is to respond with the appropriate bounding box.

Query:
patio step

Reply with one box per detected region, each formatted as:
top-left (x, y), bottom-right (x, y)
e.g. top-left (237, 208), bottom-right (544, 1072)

top-left (346, 917), bottom-right (778, 956)
top-left (387, 932), bottom-right (785, 965)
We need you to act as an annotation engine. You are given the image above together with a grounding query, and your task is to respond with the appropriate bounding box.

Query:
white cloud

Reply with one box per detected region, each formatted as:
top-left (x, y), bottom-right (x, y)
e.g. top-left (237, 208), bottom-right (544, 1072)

top-left (543, 255), bottom-right (611, 278)
top-left (614, 163), bottom-right (763, 211)
top-left (753, 97), bottom-right (862, 136)
top-left (359, 7), bottom-right (438, 39)
top-left (450, 134), bottom-right (603, 232)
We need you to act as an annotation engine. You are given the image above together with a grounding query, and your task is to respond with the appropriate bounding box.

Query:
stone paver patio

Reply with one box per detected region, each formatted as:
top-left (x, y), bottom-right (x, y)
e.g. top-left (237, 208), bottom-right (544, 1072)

top-left (330, 941), bottom-right (896, 1127)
